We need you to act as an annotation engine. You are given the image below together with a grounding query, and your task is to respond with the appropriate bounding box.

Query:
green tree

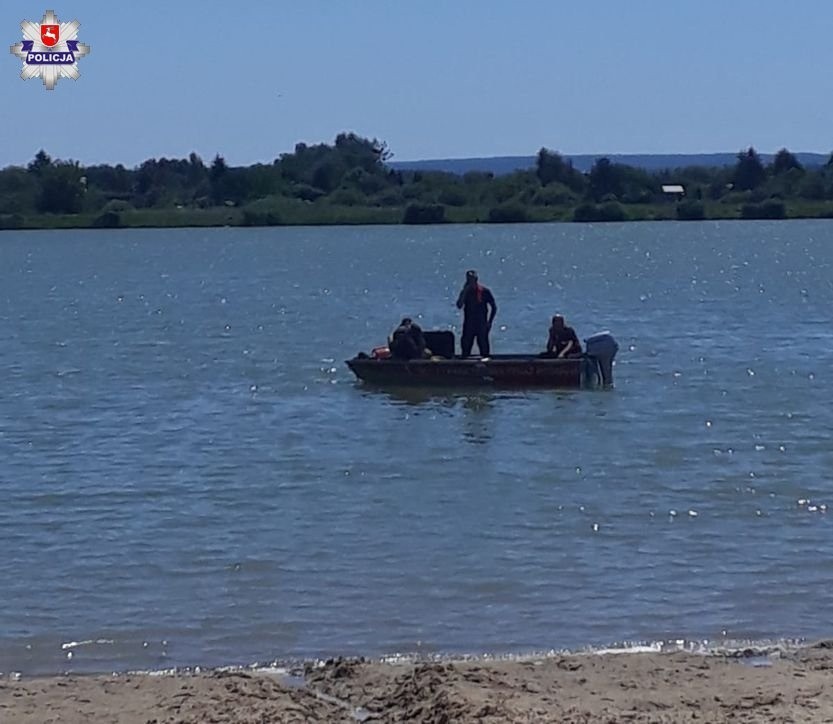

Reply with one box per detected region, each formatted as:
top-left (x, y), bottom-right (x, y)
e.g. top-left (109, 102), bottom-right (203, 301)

top-left (768, 166), bottom-right (805, 197)
top-left (85, 163), bottom-right (133, 198)
top-left (0, 168), bottom-right (38, 213)
top-left (799, 171), bottom-right (826, 200)
top-left (37, 162), bottom-right (85, 214)
top-left (209, 154), bottom-right (229, 204)
top-left (733, 147), bottom-right (766, 190)
top-left (770, 148), bottom-right (803, 175)
top-left (27, 149), bottom-right (53, 176)
top-left (239, 163), bottom-right (283, 200)
top-left (536, 148), bottom-right (568, 186)
top-left (531, 183), bottom-right (576, 206)
top-left (617, 165), bottom-right (657, 203)
top-left (588, 157), bottom-right (623, 201)
top-left (311, 161), bottom-right (344, 192)
top-left (187, 152), bottom-right (207, 186)
top-left (535, 148), bottom-right (585, 193)
top-left (334, 132), bottom-right (391, 170)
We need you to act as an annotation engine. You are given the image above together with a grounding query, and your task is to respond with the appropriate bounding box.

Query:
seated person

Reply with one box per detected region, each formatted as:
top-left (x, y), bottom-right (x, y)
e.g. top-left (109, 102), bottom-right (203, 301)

top-left (388, 318), bottom-right (430, 360)
top-left (543, 314), bottom-right (583, 358)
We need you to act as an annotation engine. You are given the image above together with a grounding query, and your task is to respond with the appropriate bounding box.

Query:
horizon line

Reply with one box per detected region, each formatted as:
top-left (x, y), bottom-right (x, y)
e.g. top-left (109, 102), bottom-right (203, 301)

top-left (390, 149), bottom-right (833, 163)
top-left (5, 147), bottom-right (832, 170)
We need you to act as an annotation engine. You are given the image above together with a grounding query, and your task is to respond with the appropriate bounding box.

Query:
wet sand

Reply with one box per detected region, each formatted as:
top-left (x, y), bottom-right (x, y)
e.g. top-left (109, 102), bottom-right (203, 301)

top-left (3, 644), bottom-right (833, 723)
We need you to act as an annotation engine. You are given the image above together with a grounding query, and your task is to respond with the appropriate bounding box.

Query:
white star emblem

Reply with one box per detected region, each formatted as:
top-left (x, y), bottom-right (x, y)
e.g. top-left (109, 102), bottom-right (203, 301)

top-left (9, 9), bottom-right (90, 90)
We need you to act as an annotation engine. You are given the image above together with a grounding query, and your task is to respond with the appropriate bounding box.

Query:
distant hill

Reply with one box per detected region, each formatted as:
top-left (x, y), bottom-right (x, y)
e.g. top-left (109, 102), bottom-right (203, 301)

top-left (390, 152), bottom-right (830, 176)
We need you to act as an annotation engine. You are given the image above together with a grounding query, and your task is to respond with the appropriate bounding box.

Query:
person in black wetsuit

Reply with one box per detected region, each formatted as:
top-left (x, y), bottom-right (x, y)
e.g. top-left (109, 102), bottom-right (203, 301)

top-left (455, 270), bottom-right (497, 357)
top-left (389, 317), bottom-right (428, 360)
top-left (545, 314), bottom-right (582, 358)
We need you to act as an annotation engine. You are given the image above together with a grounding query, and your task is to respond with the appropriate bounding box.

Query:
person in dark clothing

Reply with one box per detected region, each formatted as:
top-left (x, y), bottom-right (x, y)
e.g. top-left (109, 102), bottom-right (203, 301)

top-left (455, 270), bottom-right (497, 357)
top-left (545, 314), bottom-right (582, 358)
top-left (389, 317), bottom-right (428, 360)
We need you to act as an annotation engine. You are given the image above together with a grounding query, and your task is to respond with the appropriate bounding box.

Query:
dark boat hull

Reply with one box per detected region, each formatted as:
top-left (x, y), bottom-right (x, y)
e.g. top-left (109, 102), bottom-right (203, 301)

top-left (345, 355), bottom-right (600, 389)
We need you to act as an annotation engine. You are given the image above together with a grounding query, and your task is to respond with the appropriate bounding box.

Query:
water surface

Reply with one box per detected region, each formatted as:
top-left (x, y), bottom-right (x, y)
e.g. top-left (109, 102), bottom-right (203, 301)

top-left (1, 221), bottom-right (832, 674)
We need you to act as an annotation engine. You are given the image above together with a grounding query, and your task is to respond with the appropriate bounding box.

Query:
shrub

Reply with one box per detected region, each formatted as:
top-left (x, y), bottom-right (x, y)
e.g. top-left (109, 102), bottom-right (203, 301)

top-left (531, 184), bottom-right (575, 206)
top-left (242, 210), bottom-right (283, 226)
top-left (573, 204), bottom-right (598, 222)
top-left (402, 203), bottom-right (446, 224)
top-left (622, 189), bottom-right (654, 204)
top-left (462, 171), bottom-right (494, 184)
top-left (328, 189), bottom-right (366, 207)
top-left (0, 213), bottom-right (24, 229)
top-left (741, 200), bottom-right (786, 220)
top-left (573, 202), bottom-right (627, 222)
top-left (676, 200), bottom-right (706, 220)
top-left (292, 184), bottom-right (326, 202)
top-left (373, 190), bottom-right (404, 207)
top-left (599, 202), bottom-right (627, 221)
top-left (102, 199), bottom-right (133, 213)
top-left (92, 211), bottom-right (122, 228)
top-left (438, 188), bottom-right (468, 206)
top-left (487, 203), bottom-right (529, 223)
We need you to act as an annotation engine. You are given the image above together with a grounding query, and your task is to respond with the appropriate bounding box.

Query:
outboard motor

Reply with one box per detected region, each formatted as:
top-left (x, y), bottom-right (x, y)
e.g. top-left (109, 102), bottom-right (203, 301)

top-left (584, 331), bottom-right (619, 388)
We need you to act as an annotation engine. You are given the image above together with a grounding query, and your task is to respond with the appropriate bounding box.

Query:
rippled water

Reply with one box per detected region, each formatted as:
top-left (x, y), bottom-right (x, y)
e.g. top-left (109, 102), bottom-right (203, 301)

top-left (1, 221), bottom-right (832, 675)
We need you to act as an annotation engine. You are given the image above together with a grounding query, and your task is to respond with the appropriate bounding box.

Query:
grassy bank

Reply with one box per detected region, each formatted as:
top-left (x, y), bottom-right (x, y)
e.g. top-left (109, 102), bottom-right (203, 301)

top-left (4, 199), bottom-right (833, 231)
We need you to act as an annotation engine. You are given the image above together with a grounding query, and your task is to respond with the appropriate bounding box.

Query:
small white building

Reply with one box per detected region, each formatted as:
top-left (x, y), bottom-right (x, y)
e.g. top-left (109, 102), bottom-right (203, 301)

top-left (662, 184), bottom-right (685, 198)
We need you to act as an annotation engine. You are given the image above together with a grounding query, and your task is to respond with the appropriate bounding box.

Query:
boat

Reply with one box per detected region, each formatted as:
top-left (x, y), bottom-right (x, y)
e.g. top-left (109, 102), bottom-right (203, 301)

top-left (345, 331), bottom-right (619, 389)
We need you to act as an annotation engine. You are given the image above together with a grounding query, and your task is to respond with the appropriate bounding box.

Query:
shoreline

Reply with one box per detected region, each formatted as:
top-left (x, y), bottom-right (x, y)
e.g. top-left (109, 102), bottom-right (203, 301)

top-left (4, 641), bottom-right (833, 723)
top-left (2, 215), bottom-right (833, 234)
top-left (3, 204), bottom-right (833, 232)
top-left (1, 636), bottom-right (813, 679)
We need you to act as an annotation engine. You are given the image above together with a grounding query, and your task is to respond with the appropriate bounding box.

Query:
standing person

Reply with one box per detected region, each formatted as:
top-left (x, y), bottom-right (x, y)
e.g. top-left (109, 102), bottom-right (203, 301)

top-left (455, 270), bottom-right (497, 357)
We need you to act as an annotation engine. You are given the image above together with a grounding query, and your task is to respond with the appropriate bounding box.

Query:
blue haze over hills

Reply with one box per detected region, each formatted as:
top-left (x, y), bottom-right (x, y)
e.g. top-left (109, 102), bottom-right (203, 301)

top-left (390, 153), bottom-right (830, 176)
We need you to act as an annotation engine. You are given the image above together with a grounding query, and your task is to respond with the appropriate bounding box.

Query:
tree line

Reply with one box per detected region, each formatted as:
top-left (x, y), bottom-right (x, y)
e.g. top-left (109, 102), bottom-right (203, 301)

top-left (2, 132), bottom-right (833, 228)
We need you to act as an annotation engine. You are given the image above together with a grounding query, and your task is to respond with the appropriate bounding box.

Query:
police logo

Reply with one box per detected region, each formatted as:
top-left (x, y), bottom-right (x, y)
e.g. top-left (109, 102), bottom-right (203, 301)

top-left (9, 9), bottom-right (90, 90)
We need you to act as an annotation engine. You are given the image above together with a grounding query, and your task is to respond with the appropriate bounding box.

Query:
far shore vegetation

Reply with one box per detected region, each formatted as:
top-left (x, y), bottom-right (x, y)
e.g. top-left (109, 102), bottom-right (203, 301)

top-left (3, 133), bottom-right (833, 230)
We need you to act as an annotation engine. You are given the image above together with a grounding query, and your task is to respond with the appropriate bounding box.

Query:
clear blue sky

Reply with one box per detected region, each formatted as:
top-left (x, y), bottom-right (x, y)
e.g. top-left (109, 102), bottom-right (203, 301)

top-left (2, 1), bottom-right (831, 167)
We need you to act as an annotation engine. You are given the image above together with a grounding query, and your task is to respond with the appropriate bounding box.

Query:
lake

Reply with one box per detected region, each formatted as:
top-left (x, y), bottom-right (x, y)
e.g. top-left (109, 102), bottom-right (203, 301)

top-left (1, 220), bottom-right (832, 675)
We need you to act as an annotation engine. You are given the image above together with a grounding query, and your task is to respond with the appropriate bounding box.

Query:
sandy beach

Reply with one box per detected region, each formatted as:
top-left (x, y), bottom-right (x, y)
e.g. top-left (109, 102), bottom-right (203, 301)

top-left (3, 643), bottom-right (833, 723)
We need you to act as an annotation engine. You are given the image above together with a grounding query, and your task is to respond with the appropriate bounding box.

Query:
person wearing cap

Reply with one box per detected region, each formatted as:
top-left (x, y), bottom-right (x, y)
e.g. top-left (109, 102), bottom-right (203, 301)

top-left (455, 270), bottom-right (497, 357)
top-left (388, 317), bottom-right (429, 360)
top-left (545, 314), bottom-right (582, 358)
